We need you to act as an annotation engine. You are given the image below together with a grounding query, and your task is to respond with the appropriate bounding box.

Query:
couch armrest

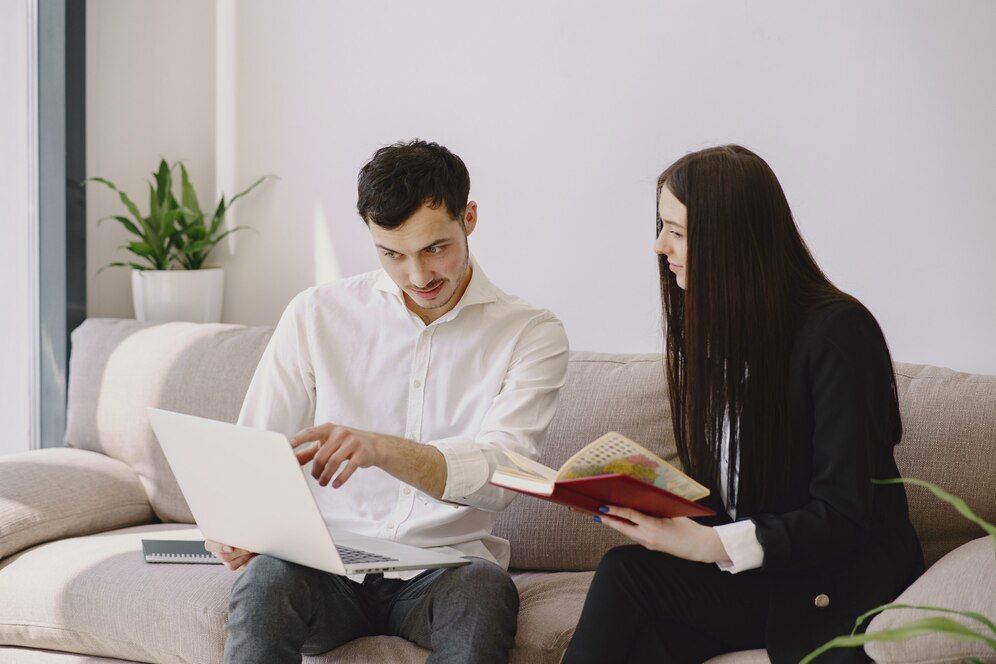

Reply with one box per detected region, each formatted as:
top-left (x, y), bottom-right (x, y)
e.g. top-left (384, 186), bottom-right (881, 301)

top-left (0, 447), bottom-right (154, 559)
top-left (865, 536), bottom-right (995, 663)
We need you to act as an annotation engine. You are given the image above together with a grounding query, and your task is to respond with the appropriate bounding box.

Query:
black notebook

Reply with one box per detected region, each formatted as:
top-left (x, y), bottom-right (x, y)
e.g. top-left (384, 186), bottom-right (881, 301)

top-left (141, 539), bottom-right (223, 564)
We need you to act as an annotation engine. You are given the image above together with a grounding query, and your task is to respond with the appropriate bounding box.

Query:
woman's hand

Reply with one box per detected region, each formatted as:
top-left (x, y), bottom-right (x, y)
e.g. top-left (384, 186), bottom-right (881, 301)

top-left (595, 505), bottom-right (729, 564)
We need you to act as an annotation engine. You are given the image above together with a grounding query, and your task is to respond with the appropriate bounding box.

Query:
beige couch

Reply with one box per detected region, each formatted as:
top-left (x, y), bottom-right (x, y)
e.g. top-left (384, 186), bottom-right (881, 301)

top-left (1, 318), bottom-right (993, 664)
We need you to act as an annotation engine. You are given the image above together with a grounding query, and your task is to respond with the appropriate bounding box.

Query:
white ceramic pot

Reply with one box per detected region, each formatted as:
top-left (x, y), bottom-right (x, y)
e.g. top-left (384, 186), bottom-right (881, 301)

top-left (131, 268), bottom-right (225, 323)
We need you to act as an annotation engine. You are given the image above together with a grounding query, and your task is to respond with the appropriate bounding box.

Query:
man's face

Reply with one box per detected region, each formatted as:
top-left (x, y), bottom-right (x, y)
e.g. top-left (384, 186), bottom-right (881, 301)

top-left (368, 202), bottom-right (477, 321)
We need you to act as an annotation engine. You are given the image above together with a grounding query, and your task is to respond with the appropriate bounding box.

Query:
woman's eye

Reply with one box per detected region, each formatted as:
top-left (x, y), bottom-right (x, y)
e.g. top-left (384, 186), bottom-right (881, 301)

top-left (669, 231), bottom-right (683, 239)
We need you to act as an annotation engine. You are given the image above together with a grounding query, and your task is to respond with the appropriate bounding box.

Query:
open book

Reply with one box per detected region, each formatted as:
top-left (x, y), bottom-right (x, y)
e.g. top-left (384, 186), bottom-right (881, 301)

top-left (490, 432), bottom-right (715, 519)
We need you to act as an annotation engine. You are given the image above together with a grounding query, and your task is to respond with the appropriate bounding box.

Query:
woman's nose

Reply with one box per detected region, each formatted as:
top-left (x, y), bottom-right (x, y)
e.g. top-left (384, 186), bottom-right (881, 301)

top-left (654, 233), bottom-right (669, 256)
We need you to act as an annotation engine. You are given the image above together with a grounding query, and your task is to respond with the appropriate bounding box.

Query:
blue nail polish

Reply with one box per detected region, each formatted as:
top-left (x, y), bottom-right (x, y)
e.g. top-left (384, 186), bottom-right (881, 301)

top-left (598, 505), bottom-right (609, 513)
top-left (593, 515), bottom-right (602, 523)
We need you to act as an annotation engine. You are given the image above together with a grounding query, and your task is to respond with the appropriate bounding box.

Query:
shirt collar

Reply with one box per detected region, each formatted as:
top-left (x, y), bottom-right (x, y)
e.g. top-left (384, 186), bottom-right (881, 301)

top-left (373, 253), bottom-right (498, 314)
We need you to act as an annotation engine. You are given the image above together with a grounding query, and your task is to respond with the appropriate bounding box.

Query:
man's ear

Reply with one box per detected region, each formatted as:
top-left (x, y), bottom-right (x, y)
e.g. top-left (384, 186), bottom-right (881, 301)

top-left (463, 201), bottom-right (478, 237)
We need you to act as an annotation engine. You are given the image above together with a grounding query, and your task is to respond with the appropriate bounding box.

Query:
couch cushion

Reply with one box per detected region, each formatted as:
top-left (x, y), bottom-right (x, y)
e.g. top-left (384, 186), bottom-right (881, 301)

top-left (864, 536), bottom-right (996, 663)
top-left (892, 363), bottom-right (996, 565)
top-left (0, 448), bottom-right (152, 560)
top-left (0, 524), bottom-right (591, 664)
top-left (495, 352), bottom-right (677, 570)
top-left (65, 319), bottom-right (273, 523)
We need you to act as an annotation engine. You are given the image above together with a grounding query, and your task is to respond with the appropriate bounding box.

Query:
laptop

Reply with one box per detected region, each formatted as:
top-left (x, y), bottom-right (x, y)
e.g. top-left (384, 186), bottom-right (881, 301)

top-left (146, 407), bottom-right (470, 576)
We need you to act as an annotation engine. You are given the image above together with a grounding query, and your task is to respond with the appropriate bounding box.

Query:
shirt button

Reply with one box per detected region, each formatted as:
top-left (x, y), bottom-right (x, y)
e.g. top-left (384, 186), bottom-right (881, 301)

top-left (814, 593), bottom-right (831, 609)
top-left (403, 488), bottom-right (411, 495)
top-left (387, 522), bottom-right (395, 529)
top-left (413, 380), bottom-right (422, 389)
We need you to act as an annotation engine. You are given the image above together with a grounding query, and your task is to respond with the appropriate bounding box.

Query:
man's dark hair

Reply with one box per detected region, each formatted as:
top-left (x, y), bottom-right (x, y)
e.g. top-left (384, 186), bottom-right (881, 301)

top-left (357, 139), bottom-right (471, 229)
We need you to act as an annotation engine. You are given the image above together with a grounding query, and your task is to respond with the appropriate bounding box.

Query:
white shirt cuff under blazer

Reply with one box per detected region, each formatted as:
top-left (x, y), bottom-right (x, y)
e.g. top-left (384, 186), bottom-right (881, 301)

top-left (713, 405), bottom-right (764, 573)
top-left (236, 255), bottom-right (570, 580)
top-left (714, 519), bottom-right (765, 573)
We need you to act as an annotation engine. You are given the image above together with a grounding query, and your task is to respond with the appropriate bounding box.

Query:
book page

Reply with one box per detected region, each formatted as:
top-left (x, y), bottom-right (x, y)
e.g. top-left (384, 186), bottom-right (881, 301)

top-left (557, 432), bottom-right (710, 501)
top-left (501, 448), bottom-right (558, 482)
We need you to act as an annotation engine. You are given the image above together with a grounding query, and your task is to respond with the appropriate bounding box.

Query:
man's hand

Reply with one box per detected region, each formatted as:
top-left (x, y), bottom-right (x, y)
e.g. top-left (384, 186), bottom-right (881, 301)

top-left (204, 540), bottom-right (256, 571)
top-left (595, 506), bottom-right (729, 564)
top-left (290, 423), bottom-right (388, 488)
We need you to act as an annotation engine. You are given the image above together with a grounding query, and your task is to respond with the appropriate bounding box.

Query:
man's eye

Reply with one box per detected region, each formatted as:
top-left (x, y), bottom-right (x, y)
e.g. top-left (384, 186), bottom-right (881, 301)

top-left (426, 245), bottom-right (444, 254)
top-left (384, 252), bottom-right (400, 260)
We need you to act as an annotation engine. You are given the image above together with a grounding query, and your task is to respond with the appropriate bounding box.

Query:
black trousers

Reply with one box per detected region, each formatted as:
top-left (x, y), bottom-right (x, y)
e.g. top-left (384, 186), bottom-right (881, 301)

top-left (563, 545), bottom-right (771, 664)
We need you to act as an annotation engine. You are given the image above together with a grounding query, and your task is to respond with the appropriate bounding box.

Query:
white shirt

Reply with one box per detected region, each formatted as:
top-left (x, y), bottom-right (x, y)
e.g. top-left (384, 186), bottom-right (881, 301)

top-left (237, 256), bottom-right (570, 580)
top-left (713, 410), bottom-right (765, 573)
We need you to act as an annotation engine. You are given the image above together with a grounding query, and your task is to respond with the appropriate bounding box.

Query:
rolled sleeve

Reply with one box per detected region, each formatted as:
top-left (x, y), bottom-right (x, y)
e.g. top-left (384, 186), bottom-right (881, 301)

top-left (436, 436), bottom-right (492, 502)
top-left (430, 314), bottom-right (569, 512)
top-left (714, 519), bottom-right (764, 574)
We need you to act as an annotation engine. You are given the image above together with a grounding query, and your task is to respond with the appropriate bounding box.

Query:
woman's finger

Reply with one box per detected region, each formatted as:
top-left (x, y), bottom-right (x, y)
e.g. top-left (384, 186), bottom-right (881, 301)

top-left (604, 505), bottom-right (648, 525)
top-left (597, 513), bottom-right (643, 540)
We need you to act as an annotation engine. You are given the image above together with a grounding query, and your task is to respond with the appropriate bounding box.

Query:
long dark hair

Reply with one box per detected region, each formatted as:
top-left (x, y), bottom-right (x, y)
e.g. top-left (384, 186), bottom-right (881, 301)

top-left (657, 145), bottom-right (900, 511)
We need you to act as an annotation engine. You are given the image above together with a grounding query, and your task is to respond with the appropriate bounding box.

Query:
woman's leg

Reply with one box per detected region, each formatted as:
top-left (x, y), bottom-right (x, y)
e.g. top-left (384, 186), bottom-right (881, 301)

top-left (563, 545), bottom-right (769, 664)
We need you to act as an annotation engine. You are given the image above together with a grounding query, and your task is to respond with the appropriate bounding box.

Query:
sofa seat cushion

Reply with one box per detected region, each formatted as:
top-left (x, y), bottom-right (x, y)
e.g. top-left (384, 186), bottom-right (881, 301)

top-left (0, 524), bottom-right (591, 664)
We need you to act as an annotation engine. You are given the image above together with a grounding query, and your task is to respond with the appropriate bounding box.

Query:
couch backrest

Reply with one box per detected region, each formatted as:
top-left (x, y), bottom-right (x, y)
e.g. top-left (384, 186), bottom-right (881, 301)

top-left (66, 319), bottom-right (272, 523)
top-left (66, 319), bottom-right (995, 569)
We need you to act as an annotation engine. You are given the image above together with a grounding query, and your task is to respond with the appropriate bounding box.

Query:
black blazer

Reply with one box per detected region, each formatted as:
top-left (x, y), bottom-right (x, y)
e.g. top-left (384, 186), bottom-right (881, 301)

top-left (701, 301), bottom-right (924, 663)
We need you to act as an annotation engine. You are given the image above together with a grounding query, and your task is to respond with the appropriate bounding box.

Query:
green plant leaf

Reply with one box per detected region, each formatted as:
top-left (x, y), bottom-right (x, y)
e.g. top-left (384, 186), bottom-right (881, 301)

top-left (208, 195), bottom-right (227, 238)
top-left (97, 260), bottom-right (154, 275)
top-left (86, 177), bottom-right (146, 228)
top-left (875, 478), bottom-right (996, 544)
top-left (801, 616), bottom-right (996, 664)
top-left (851, 603), bottom-right (996, 637)
top-left (97, 215), bottom-right (144, 238)
top-left (227, 174), bottom-right (272, 208)
top-left (154, 159), bottom-right (171, 207)
top-left (179, 164), bottom-right (202, 217)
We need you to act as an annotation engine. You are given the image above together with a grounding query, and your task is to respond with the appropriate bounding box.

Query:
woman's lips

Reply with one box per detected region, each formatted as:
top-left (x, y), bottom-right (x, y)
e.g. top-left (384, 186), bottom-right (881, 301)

top-left (669, 263), bottom-right (682, 272)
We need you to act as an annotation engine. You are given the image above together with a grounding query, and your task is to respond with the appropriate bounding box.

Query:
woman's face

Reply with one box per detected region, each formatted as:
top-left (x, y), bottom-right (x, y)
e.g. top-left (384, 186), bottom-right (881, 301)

top-left (654, 185), bottom-right (688, 290)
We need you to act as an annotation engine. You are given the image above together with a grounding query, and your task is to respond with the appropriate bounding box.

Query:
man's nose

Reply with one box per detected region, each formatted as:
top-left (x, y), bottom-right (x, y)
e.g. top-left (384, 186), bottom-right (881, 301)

top-left (410, 259), bottom-right (432, 287)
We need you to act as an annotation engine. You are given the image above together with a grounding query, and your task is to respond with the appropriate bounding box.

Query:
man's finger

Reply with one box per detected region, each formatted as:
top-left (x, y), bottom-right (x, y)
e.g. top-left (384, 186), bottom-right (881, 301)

top-left (295, 442), bottom-right (320, 466)
top-left (289, 425), bottom-right (328, 448)
top-left (323, 440), bottom-right (357, 479)
top-left (333, 460), bottom-right (358, 488)
top-left (312, 434), bottom-right (346, 477)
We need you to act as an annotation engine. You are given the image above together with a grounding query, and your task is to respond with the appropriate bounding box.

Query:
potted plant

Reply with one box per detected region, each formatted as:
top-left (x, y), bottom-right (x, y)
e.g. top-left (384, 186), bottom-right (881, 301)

top-left (87, 159), bottom-right (271, 323)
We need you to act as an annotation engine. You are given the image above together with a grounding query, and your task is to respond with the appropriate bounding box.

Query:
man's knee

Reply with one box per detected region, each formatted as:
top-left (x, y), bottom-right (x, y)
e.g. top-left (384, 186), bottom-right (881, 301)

top-left (230, 554), bottom-right (313, 611)
top-left (441, 559), bottom-right (519, 613)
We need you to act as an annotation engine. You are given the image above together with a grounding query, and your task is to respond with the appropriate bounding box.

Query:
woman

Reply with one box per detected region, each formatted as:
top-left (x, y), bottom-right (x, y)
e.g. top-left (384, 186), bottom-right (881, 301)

top-left (562, 146), bottom-right (924, 664)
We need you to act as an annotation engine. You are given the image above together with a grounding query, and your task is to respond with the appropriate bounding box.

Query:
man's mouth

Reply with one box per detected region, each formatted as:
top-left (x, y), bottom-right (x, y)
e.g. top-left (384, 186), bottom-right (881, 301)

top-left (411, 281), bottom-right (444, 298)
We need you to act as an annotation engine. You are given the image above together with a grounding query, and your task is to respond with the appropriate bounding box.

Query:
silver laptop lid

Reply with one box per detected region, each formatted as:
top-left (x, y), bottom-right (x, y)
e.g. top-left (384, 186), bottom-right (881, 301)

top-left (146, 407), bottom-right (348, 575)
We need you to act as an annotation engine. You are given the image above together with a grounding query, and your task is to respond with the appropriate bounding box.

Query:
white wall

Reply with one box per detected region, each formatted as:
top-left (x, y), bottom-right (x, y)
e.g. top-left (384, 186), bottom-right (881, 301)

top-left (86, 0), bottom-right (216, 318)
top-left (0, 0), bottom-right (37, 455)
top-left (88, 0), bottom-right (996, 375)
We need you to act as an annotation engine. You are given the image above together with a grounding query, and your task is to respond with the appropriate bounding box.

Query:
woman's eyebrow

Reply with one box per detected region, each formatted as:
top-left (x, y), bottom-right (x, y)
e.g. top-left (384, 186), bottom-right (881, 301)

top-left (662, 219), bottom-right (686, 229)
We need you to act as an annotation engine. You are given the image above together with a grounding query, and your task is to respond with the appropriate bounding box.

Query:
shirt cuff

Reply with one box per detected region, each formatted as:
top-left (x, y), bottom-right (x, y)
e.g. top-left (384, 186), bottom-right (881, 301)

top-left (434, 437), bottom-right (492, 503)
top-left (714, 519), bottom-right (764, 574)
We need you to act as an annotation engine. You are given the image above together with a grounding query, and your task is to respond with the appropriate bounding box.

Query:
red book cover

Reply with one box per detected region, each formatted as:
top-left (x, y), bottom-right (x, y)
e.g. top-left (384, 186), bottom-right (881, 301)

top-left (490, 473), bottom-right (715, 521)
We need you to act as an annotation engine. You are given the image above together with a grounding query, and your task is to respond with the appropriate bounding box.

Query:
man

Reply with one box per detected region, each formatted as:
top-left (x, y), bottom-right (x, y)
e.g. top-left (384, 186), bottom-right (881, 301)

top-left (206, 139), bottom-right (569, 664)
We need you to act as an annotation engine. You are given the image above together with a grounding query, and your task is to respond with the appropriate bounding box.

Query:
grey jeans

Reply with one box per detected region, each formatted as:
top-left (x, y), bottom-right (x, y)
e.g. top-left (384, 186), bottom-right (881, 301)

top-left (223, 554), bottom-right (519, 664)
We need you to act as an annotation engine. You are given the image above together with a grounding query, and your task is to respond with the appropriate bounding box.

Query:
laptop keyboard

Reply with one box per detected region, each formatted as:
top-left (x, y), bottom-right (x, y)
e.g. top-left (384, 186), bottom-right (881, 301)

top-left (336, 545), bottom-right (399, 565)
